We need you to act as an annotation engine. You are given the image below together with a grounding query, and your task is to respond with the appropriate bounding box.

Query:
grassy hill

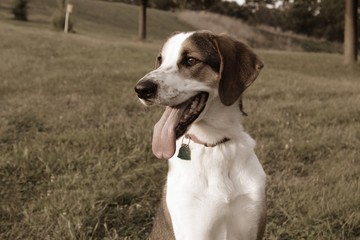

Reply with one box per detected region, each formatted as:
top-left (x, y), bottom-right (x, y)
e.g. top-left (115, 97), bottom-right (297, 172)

top-left (0, 0), bottom-right (193, 41)
top-left (0, 1), bottom-right (359, 239)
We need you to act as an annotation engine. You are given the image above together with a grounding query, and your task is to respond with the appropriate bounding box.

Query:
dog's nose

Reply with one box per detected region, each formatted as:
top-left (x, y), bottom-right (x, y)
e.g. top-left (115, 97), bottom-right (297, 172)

top-left (134, 80), bottom-right (158, 100)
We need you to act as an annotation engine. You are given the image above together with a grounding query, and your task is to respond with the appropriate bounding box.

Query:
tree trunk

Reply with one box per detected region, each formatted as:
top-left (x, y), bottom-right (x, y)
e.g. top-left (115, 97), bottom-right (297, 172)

top-left (344, 0), bottom-right (358, 65)
top-left (139, 0), bottom-right (148, 40)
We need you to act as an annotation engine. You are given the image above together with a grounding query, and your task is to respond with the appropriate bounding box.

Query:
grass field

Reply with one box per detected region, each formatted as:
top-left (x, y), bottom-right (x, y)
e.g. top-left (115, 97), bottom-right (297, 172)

top-left (1, 1), bottom-right (359, 239)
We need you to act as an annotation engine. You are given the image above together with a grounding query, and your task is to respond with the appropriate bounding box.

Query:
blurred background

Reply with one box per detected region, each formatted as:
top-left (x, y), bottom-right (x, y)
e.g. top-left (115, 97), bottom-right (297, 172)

top-left (0, 0), bottom-right (359, 239)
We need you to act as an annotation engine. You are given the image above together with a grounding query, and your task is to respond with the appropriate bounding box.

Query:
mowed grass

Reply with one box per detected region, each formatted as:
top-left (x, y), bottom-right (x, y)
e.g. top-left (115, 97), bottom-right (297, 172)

top-left (0, 1), bottom-right (360, 239)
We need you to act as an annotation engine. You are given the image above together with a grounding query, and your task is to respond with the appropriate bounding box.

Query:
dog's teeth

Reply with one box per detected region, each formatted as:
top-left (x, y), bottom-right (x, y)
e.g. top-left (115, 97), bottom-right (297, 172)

top-left (190, 100), bottom-right (198, 112)
top-left (180, 113), bottom-right (190, 123)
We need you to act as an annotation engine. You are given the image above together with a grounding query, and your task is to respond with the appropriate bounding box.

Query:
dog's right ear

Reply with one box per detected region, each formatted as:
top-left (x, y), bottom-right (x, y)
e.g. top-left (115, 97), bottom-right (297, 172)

top-left (213, 34), bottom-right (264, 106)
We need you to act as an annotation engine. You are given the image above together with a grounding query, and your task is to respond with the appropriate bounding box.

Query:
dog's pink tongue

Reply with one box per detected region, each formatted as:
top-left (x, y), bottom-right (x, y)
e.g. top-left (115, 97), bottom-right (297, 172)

top-left (152, 106), bottom-right (181, 159)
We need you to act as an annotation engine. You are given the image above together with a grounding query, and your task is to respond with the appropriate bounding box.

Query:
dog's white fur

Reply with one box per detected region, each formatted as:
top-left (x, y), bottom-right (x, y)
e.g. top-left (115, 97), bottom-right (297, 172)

top-left (137, 31), bottom-right (266, 240)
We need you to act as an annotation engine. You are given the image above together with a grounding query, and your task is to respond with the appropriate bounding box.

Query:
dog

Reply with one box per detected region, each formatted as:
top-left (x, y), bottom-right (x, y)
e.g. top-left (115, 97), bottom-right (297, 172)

top-left (134, 30), bottom-right (266, 240)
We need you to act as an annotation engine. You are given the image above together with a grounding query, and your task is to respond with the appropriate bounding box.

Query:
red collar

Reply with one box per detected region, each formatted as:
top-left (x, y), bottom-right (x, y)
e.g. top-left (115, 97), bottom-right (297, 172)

top-left (185, 134), bottom-right (230, 147)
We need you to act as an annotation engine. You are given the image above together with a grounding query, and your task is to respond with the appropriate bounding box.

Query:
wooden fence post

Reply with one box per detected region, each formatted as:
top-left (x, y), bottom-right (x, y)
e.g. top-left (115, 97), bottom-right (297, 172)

top-left (64, 4), bottom-right (73, 33)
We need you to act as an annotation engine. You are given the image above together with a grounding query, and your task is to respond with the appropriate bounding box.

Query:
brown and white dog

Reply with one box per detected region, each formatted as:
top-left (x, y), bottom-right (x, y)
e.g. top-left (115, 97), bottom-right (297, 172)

top-left (134, 31), bottom-right (266, 240)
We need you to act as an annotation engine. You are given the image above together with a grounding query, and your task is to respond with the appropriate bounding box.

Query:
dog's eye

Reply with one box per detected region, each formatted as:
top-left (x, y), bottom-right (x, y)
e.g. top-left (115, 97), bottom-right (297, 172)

top-left (185, 57), bottom-right (197, 67)
top-left (155, 55), bottom-right (162, 68)
top-left (157, 55), bottom-right (162, 64)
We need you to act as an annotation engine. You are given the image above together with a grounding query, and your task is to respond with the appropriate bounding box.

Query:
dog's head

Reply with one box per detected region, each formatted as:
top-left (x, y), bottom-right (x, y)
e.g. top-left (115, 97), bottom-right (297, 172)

top-left (135, 31), bottom-right (263, 159)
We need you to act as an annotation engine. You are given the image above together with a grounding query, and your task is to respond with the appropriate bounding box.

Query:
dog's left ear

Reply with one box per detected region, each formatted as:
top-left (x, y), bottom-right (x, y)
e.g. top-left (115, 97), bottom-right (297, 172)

top-left (213, 34), bottom-right (264, 106)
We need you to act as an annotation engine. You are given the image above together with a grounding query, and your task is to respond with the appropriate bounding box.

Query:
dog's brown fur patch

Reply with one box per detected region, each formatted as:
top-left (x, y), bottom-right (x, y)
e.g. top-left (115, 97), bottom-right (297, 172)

top-left (176, 31), bottom-right (221, 88)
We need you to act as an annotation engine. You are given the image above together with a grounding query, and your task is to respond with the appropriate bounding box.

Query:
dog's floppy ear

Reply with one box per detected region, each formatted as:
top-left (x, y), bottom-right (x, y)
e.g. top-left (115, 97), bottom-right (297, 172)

top-left (213, 34), bottom-right (264, 106)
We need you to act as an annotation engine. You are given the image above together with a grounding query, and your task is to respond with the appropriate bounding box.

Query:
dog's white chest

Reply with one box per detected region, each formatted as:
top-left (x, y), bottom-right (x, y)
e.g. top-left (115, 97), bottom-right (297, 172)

top-left (166, 137), bottom-right (266, 240)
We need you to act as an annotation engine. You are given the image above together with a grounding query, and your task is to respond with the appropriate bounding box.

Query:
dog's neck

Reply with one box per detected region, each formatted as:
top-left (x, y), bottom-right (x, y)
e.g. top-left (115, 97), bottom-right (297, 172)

top-left (187, 98), bottom-right (244, 145)
top-left (185, 133), bottom-right (230, 147)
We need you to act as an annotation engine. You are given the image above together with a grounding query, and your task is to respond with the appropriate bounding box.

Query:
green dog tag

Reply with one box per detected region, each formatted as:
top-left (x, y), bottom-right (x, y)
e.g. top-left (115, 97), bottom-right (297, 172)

top-left (177, 144), bottom-right (191, 160)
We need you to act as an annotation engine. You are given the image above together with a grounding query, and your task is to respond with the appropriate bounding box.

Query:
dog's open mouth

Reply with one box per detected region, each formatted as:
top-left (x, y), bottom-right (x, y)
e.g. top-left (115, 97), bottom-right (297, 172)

top-left (152, 92), bottom-right (208, 159)
top-left (174, 92), bottom-right (209, 138)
